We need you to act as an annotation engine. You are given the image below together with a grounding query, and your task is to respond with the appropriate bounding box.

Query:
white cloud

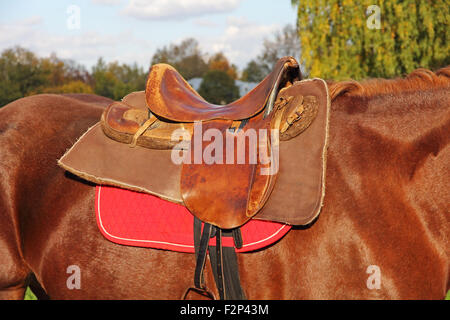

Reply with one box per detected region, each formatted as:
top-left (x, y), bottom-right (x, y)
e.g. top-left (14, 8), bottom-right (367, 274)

top-left (192, 18), bottom-right (219, 28)
top-left (18, 16), bottom-right (44, 26)
top-left (122, 0), bottom-right (241, 20)
top-left (0, 18), bottom-right (152, 69)
top-left (199, 16), bottom-right (280, 68)
top-left (92, 0), bottom-right (122, 5)
top-left (0, 16), bottom-right (43, 45)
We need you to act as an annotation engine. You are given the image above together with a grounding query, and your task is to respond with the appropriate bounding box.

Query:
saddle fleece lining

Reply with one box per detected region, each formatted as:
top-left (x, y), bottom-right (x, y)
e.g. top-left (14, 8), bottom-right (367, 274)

top-left (95, 185), bottom-right (291, 253)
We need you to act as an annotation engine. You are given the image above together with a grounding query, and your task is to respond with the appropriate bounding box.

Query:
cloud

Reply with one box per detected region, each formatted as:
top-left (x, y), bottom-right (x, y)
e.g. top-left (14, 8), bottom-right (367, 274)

top-left (0, 16), bottom-right (44, 45)
top-left (199, 16), bottom-right (280, 68)
top-left (92, 0), bottom-right (122, 5)
top-left (122, 0), bottom-right (241, 20)
top-left (193, 18), bottom-right (219, 28)
top-left (0, 18), bottom-right (153, 69)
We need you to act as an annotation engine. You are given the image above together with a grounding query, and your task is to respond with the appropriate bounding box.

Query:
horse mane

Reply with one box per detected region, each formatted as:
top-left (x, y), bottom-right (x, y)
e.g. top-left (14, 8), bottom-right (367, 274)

top-left (329, 66), bottom-right (450, 101)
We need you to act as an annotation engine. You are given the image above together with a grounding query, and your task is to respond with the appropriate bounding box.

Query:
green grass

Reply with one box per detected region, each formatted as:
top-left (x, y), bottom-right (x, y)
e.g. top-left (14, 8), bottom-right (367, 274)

top-left (446, 290), bottom-right (450, 300)
top-left (24, 287), bottom-right (37, 300)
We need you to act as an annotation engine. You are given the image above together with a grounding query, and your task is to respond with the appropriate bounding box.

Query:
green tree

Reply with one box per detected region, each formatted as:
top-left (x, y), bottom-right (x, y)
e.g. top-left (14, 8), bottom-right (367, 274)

top-left (241, 59), bottom-right (267, 82)
top-left (151, 38), bottom-right (208, 79)
top-left (291, 0), bottom-right (449, 80)
top-left (92, 58), bottom-right (146, 100)
top-left (0, 47), bottom-right (50, 106)
top-left (198, 70), bottom-right (239, 105)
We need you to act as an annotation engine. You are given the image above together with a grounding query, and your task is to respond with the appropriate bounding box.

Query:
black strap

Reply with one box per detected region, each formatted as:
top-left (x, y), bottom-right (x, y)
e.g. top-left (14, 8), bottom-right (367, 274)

top-left (193, 221), bottom-right (212, 289)
top-left (209, 228), bottom-right (246, 300)
top-left (192, 218), bottom-right (245, 300)
top-left (232, 228), bottom-right (243, 249)
top-left (214, 228), bottom-right (225, 299)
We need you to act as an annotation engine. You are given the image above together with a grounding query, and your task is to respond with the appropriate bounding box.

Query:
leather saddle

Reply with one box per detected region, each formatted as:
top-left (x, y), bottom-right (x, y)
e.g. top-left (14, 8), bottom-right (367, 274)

top-left (99, 57), bottom-right (318, 229)
top-left (59, 56), bottom-right (330, 230)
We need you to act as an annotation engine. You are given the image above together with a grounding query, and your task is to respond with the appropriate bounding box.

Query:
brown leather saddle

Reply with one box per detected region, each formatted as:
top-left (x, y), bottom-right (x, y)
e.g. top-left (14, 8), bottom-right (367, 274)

top-left (97, 56), bottom-right (319, 229)
top-left (58, 56), bottom-right (331, 299)
top-left (59, 56), bottom-right (330, 229)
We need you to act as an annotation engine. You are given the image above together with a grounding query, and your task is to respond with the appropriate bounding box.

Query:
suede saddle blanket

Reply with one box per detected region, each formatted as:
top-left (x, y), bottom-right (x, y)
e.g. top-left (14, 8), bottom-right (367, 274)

top-left (96, 185), bottom-right (291, 253)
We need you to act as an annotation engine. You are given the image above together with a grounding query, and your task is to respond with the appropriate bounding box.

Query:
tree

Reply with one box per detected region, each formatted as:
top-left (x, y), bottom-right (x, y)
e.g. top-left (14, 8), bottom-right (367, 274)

top-left (258, 24), bottom-right (301, 74)
top-left (151, 38), bottom-right (208, 79)
top-left (240, 24), bottom-right (301, 83)
top-left (198, 70), bottom-right (239, 105)
top-left (0, 47), bottom-right (149, 106)
top-left (41, 80), bottom-right (93, 94)
top-left (291, 0), bottom-right (449, 80)
top-left (241, 59), bottom-right (267, 82)
top-left (207, 52), bottom-right (238, 80)
top-left (0, 47), bottom-right (50, 106)
top-left (92, 58), bottom-right (146, 100)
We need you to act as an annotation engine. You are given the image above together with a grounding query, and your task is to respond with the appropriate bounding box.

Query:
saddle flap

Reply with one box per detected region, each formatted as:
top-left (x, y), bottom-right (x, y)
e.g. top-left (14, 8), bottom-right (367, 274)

top-left (180, 120), bottom-right (256, 229)
top-left (180, 111), bottom-right (279, 229)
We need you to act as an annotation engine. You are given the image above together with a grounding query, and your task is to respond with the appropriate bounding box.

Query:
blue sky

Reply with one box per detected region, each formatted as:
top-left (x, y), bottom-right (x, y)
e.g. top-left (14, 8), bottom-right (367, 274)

top-left (0, 0), bottom-right (297, 71)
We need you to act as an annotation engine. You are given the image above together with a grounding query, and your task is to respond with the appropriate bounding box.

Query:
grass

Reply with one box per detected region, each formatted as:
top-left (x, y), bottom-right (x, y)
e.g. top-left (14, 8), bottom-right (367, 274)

top-left (24, 287), bottom-right (37, 300)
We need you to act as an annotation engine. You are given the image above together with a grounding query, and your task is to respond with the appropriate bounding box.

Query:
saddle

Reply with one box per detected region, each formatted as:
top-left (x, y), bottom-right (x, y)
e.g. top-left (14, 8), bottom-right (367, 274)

top-left (99, 56), bottom-right (318, 229)
top-left (101, 56), bottom-right (305, 150)
top-left (58, 56), bottom-right (331, 299)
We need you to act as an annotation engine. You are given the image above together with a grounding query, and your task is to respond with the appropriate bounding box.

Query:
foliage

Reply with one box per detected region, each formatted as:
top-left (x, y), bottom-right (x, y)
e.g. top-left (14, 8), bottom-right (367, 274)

top-left (91, 58), bottom-right (146, 100)
top-left (151, 38), bottom-right (208, 80)
top-left (208, 52), bottom-right (238, 80)
top-left (291, 0), bottom-right (450, 80)
top-left (0, 47), bottom-right (49, 106)
top-left (41, 81), bottom-right (94, 94)
top-left (241, 60), bottom-right (268, 82)
top-left (198, 70), bottom-right (239, 104)
top-left (0, 47), bottom-right (94, 106)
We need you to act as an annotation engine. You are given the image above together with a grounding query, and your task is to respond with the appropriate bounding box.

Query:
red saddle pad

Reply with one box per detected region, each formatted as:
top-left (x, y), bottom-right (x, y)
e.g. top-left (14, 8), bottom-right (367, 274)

top-left (96, 185), bottom-right (291, 253)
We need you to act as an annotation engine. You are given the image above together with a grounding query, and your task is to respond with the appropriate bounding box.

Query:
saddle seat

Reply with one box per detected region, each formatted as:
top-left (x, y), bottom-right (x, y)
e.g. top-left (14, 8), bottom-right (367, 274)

top-left (144, 56), bottom-right (299, 122)
top-left (101, 56), bottom-right (303, 149)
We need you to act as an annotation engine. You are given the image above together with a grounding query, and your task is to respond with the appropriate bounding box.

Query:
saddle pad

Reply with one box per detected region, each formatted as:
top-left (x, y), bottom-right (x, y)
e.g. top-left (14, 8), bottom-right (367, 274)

top-left (96, 185), bottom-right (291, 253)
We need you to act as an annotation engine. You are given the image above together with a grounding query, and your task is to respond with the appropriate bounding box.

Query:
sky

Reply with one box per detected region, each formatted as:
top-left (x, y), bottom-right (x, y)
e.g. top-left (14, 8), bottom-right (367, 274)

top-left (0, 0), bottom-right (298, 71)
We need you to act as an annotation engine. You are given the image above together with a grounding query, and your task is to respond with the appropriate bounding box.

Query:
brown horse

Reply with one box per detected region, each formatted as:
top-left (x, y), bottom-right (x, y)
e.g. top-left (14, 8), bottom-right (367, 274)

top-left (0, 68), bottom-right (449, 300)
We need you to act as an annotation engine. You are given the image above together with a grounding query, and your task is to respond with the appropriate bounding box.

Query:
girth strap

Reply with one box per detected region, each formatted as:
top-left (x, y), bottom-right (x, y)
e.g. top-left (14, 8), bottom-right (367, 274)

top-left (193, 219), bottom-right (212, 290)
top-left (189, 217), bottom-right (246, 300)
top-left (208, 228), bottom-right (246, 300)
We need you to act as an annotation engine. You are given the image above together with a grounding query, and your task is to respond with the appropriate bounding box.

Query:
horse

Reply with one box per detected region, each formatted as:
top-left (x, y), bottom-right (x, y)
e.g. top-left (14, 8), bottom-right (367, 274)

top-left (0, 67), bottom-right (449, 300)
